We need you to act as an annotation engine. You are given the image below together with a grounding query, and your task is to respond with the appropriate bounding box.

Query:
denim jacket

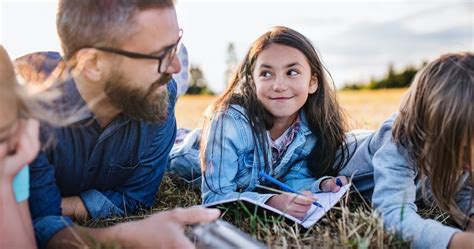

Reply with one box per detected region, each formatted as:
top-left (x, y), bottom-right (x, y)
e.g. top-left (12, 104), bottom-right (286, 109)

top-left (201, 104), bottom-right (331, 204)
top-left (21, 52), bottom-right (177, 248)
top-left (346, 113), bottom-right (473, 249)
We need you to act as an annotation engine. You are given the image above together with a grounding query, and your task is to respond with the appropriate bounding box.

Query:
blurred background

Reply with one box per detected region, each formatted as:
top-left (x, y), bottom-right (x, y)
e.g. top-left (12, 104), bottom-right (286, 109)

top-left (1, 0), bottom-right (472, 128)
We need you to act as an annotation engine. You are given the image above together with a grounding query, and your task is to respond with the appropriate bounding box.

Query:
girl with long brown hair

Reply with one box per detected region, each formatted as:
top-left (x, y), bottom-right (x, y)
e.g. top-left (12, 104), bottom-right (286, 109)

top-left (348, 52), bottom-right (474, 248)
top-left (199, 26), bottom-right (357, 219)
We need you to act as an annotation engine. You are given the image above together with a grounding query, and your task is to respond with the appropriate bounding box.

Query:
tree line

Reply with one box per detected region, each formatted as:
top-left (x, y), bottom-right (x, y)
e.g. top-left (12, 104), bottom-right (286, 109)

top-left (185, 43), bottom-right (428, 94)
top-left (184, 43), bottom-right (238, 95)
top-left (342, 61), bottom-right (427, 90)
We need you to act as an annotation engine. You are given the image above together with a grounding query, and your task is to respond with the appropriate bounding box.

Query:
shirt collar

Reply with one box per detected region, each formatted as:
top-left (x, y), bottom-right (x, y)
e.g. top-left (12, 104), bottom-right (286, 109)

top-left (298, 110), bottom-right (311, 135)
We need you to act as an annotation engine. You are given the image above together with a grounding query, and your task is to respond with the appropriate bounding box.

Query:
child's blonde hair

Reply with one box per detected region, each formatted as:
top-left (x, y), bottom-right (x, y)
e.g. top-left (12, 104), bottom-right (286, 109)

top-left (0, 47), bottom-right (74, 148)
top-left (0, 46), bottom-right (31, 121)
top-left (393, 52), bottom-right (473, 226)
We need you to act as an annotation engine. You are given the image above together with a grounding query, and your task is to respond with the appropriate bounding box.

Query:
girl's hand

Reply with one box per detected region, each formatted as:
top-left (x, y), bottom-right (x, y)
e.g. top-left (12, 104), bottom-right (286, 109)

top-left (266, 191), bottom-right (316, 220)
top-left (320, 176), bottom-right (348, 192)
top-left (0, 119), bottom-right (40, 180)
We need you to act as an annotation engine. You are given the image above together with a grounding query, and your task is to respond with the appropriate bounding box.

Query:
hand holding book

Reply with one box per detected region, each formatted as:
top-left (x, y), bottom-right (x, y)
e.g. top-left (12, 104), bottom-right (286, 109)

top-left (204, 183), bottom-right (351, 228)
top-left (258, 175), bottom-right (349, 221)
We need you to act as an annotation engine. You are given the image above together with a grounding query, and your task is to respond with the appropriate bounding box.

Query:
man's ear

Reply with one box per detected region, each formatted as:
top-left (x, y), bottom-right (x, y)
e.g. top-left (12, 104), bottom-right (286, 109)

top-left (74, 49), bottom-right (107, 82)
top-left (309, 75), bottom-right (318, 94)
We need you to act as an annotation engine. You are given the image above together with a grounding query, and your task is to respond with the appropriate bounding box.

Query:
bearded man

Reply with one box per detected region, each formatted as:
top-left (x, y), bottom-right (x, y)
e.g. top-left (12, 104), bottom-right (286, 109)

top-left (19, 1), bottom-right (219, 248)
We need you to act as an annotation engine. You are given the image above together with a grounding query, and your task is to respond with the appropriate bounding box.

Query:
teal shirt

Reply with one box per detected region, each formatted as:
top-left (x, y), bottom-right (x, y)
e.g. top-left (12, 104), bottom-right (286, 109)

top-left (12, 166), bottom-right (29, 202)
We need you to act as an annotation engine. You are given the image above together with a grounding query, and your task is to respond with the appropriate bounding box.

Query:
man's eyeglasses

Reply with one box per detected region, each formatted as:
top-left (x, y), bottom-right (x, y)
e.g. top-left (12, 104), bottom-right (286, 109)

top-left (87, 29), bottom-right (183, 73)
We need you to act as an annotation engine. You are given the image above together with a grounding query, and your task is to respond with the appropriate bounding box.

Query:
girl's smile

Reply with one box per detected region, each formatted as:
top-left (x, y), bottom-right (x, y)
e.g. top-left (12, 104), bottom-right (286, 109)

top-left (269, 96), bottom-right (294, 101)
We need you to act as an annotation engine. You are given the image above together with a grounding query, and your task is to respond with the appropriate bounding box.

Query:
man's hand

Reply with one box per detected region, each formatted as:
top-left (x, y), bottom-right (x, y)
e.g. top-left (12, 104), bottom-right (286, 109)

top-left (61, 196), bottom-right (89, 221)
top-left (266, 191), bottom-right (316, 220)
top-left (320, 176), bottom-right (348, 193)
top-left (47, 207), bottom-right (221, 249)
top-left (115, 207), bottom-right (220, 249)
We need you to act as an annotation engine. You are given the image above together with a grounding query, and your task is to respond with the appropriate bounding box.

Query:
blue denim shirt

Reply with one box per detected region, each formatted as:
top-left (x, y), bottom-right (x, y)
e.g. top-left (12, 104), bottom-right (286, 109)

top-left (344, 113), bottom-right (473, 249)
top-left (24, 52), bottom-right (177, 248)
top-left (202, 104), bottom-right (331, 205)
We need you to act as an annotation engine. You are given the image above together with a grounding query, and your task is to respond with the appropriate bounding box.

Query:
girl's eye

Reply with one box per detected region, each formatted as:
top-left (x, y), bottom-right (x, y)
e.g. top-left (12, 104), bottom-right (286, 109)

top-left (260, 71), bottom-right (272, 78)
top-left (287, 69), bottom-right (299, 76)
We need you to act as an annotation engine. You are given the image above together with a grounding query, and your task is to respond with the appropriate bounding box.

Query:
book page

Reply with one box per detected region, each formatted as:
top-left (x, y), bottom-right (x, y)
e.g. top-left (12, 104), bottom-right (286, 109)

top-left (300, 183), bottom-right (351, 228)
top-left (203, 183), bottom-right (351, 228)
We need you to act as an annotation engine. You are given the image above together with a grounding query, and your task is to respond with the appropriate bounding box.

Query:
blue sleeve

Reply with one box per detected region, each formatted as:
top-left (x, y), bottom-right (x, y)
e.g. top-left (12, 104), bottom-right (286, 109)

top-left (201, 110), bottom-right (274, 205)
top-left (29, 152), bottom-right (74, 249)
top-left (454, 171), bottom-right (474, 217)
top-left (80, 80), bottom-right (178, 218)
top-left (372, 135), bottom-right (459, 249)
top-left (280, 161), bottom-right (333, 193)
top-left (12, 166), bottom-right (29, 202)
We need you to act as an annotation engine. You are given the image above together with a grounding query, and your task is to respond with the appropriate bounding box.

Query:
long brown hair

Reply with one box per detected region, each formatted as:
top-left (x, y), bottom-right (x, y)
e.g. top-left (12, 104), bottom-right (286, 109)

top-left (393, 52), bottom-right (474, 226)
top-left (201, 26), bottom-right (350, 191)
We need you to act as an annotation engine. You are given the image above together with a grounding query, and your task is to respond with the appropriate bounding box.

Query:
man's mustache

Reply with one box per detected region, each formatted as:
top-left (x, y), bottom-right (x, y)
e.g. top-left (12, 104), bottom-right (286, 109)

top-left (145, 73), bottom-right (172, 98)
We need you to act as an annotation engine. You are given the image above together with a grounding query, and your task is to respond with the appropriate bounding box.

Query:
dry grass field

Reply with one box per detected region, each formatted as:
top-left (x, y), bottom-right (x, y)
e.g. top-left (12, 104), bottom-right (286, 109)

top-left (83, 89), bottom-right (451, 248)
top-left (171, 89), bottom-right (419, 248)
top-left (175, 88), bottom-right (408, 130)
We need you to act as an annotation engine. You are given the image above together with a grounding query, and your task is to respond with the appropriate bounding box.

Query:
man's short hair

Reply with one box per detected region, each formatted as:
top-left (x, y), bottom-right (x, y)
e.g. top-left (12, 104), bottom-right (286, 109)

top-left (57, 0), bottom-right (175, 60)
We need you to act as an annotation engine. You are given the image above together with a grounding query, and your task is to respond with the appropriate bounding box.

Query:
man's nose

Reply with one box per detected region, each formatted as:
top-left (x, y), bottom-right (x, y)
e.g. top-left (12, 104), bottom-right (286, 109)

top-left (165, 54), bottom-right (182, 74)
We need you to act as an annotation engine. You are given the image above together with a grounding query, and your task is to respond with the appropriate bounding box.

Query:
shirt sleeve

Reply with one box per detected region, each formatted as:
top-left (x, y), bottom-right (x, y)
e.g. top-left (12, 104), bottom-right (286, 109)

top-left (372, 137), bottom-right (459, 249)
top-left (12, 166), bottom-right (29, 202)
top-left (201, 111), bottom-right (275, 205)
top-left (29, 152), bottom-right (74, 249)
top-left (280, 161), bottom-right (332, 193)
top-left (453, 171), bottom-right (474, 217)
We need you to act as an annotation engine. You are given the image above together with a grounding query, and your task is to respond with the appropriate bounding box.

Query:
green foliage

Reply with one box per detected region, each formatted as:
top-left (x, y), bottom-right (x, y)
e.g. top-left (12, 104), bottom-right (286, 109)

top-left (186, 65), bottom-right (214, 95)
top-left (342, 61), bottom-right (425, 90)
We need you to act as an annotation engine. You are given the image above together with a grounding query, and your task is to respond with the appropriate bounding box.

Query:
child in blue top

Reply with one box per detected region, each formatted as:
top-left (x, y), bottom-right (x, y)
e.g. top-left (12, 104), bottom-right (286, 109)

top-left (200, 26), bottom-right (354, 219)
top-left (343, 52), bottom-right (474, 248)
top-left (0, 45), bottom-right (38, 248)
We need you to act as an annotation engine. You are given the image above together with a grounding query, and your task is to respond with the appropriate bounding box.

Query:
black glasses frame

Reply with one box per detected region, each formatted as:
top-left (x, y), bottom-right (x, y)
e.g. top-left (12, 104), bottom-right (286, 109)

top-left (86, 29), bottom-right (183, 73)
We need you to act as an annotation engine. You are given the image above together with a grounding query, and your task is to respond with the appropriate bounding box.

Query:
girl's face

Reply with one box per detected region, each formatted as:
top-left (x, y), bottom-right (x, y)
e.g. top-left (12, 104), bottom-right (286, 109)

top-left (0, 104), bottom-right (21, 159)
top-left (252, 43), bottom-right (318, 125)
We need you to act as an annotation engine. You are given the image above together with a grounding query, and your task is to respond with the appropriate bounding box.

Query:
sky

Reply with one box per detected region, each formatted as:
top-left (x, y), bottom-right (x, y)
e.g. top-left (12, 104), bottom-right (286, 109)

top-left (0, 0), bottom-right (472, 92)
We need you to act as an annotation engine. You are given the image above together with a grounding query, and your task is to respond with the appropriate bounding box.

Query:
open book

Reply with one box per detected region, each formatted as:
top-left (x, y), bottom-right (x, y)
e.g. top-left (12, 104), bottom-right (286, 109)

top-left (204, 184), bottom-right (351, 228)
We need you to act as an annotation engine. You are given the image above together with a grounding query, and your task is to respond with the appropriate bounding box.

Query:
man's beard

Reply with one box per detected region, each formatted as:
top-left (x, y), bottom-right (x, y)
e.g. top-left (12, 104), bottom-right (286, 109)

top-left (104, 72), bottom-right (172, 123)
